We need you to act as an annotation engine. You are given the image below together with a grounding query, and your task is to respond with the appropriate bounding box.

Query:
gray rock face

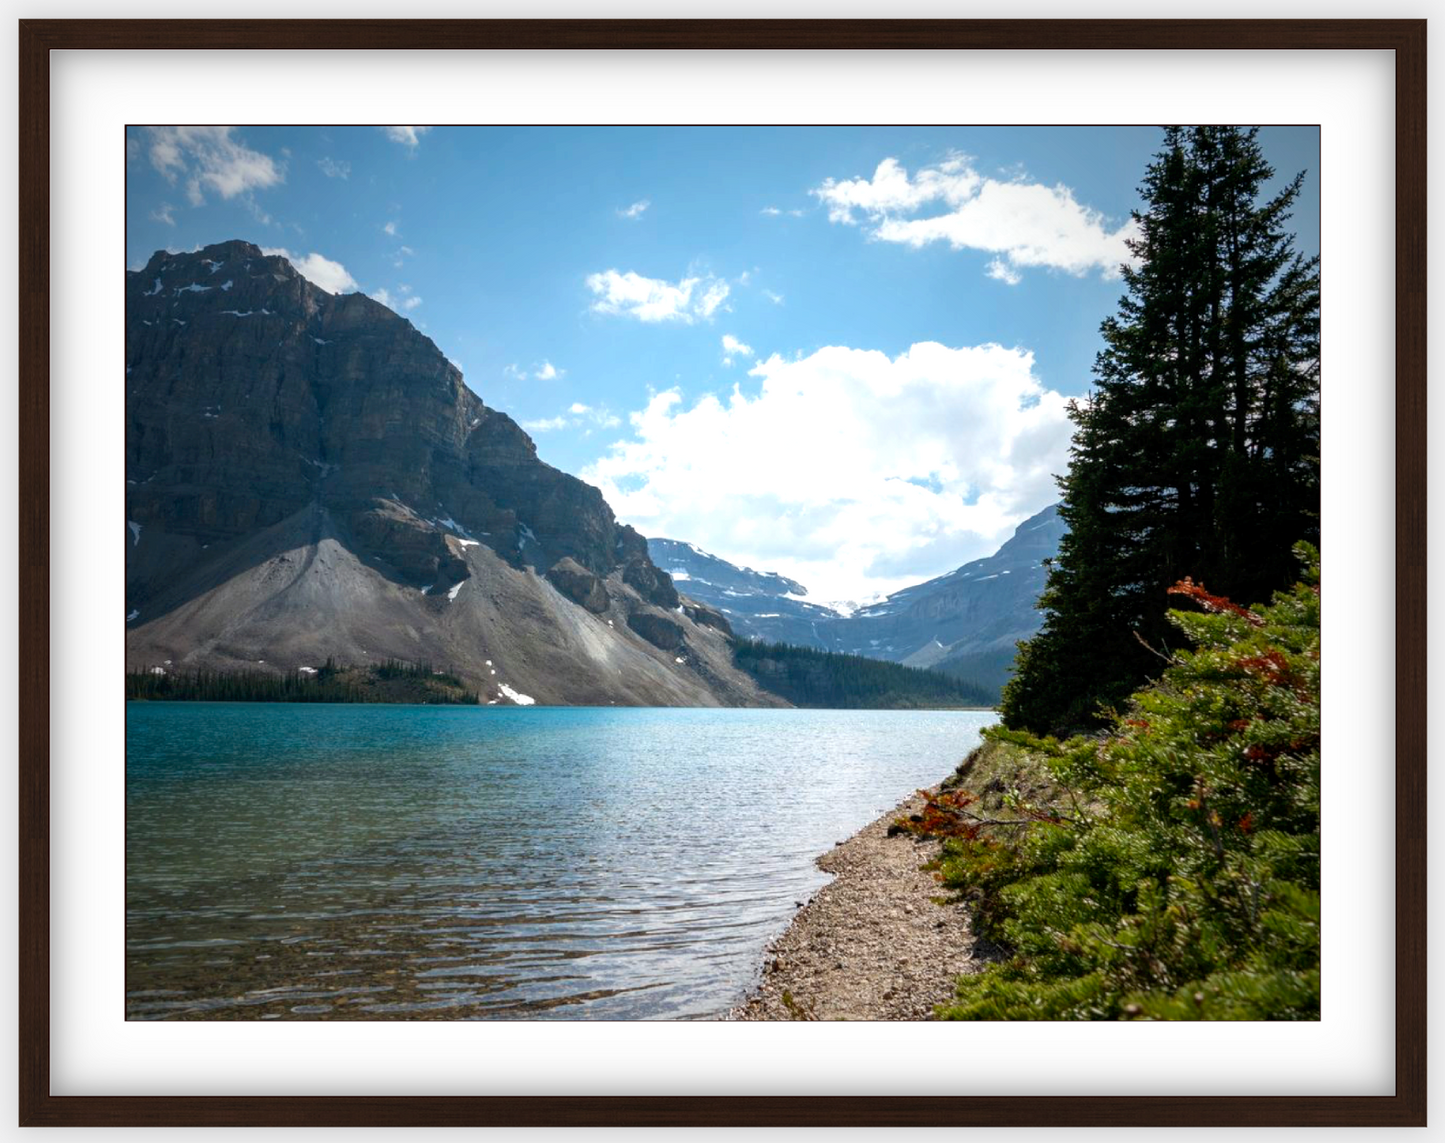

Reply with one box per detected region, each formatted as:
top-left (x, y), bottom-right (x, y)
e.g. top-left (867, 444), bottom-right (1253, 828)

top-left (125, 240), bottom-right (783, 708)
top-left (627, 612), bottom-right (686, 652)
top-left (620, 556), bottom-right (681, 610)
top-left (545, 558), bottom-right (610, 614)
top-left (680, 599), bottom-right (733, 636)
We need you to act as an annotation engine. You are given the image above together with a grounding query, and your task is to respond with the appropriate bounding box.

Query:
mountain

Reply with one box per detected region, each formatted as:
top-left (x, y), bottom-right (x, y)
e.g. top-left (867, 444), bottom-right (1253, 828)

top-left (832, 504), bottom-right (1066, 694)
top-left (124, 240), bottom-right (780, 708)
top-left (651, 504), bottom-right (1066, 699)
top-left (646, 538), bottom-right (842, 648)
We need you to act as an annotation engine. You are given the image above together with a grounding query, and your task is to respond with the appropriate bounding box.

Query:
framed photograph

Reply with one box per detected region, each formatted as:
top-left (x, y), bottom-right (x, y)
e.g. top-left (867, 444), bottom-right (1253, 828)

top-left (20, 18), bottom-right (1424, 1128)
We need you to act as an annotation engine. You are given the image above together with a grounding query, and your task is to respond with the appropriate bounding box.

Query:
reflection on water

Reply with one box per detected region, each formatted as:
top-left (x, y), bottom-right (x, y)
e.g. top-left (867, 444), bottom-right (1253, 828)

top-left (127, 704), bottom-right (994, 1020)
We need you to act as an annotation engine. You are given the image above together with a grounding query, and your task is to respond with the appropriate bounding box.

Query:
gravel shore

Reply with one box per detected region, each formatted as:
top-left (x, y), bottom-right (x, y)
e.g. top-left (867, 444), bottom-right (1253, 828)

top-left (729, 786), bottom-right (989, 1021)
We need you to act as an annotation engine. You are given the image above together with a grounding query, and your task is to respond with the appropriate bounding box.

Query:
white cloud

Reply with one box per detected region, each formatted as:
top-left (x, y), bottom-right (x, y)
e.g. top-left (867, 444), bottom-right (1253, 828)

top-left (813, 154), bottom-right (1138, 282)
top-left (145, 127), bottom-right (284, 207)
top-left (618, 199), bottom-right (650, 219)
top-left (524, 403), bottom-right (621, 435)
top-left (761, 206), bottom-right (804, 217)
top-left (380, 126), bottom-right (431, 148)
top-left (383, 221), bottom-right (398, 237)
top-left (986, 258), bottom-right (1022, 286)
top-left (721, 334), bottom-right (754, 365)
top-left (367, 285), bottom-right (418, 312)
top-left (392, 244), bottom-right (414, 268)
top-left (533, 361), bottom-right (562, 381)
top-left (585, 269), bottom-right (730, 323)
top-left (695, 279), bottom-right (730, 319)
top-left (150, 203), bottom-right (176, 227)
top-left (763, 289), bottom-right (785, 305)
top-left (317, 156), bottom-right (350, 179)
top-left (583, 341), bottom-right (1072, 600)
top-left (261, 247), bottom-right (358, 294)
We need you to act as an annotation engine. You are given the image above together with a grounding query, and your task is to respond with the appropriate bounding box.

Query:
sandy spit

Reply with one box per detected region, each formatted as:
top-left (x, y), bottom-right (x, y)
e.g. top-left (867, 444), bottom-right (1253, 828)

top-left (728, 786), bottom-right (990, 1021)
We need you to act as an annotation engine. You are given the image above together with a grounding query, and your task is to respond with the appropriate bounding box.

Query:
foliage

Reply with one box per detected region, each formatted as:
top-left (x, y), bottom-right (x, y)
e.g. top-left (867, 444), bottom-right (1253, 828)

top-left (126, 657), bottom-right (480, 704)
top-left (933, 644), bottom-right (1027, 705)
top-left (1003, 127), bottom-right (1320, 735)
top-left (733, 640), bottom-right (994, 709)
top-left (937, 545), bottom-right (1319, 1020)
top-left (372, 658), bottom-right (467, 689)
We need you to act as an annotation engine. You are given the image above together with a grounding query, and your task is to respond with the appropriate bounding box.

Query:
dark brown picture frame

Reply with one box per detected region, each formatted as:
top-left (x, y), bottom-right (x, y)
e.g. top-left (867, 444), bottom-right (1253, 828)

top-left (19, 18), bottom-right (1425, 1128)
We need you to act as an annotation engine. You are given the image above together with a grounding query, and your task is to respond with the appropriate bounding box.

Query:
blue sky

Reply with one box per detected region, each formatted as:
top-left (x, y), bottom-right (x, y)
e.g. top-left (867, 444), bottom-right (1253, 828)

top-left (126, 125), bottom-right (1319, 600)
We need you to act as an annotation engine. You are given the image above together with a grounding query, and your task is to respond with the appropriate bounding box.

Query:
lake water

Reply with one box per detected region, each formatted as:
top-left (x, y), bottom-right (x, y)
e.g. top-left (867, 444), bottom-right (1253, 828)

top-left (126, 704), bottom-right (995, 1020)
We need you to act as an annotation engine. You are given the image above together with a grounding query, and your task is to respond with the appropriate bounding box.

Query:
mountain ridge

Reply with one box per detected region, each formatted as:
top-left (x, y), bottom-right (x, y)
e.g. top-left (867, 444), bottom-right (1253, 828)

top-left (648, 503), bottom-right (1066, 698)
top-left (125, 240), bottom-right (778, 708)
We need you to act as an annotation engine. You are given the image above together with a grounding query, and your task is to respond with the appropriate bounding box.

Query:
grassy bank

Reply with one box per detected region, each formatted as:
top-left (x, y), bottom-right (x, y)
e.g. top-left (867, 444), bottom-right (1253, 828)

top-left (126, 658), bottom-right (482, 705)
top-left (894, 546), bottom-right (1321, 1020)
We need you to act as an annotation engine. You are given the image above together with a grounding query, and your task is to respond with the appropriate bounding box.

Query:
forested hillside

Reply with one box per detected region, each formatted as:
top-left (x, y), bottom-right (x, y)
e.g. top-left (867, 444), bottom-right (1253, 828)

top-left (735, 641), bottom-right (993, 709)
top-left (125, 658), bottom-right (482, 705)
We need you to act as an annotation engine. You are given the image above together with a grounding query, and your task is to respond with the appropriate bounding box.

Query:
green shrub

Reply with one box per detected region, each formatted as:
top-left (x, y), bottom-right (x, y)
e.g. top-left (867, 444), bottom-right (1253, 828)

top-left (937, 543), bottom-right (1320, 1020)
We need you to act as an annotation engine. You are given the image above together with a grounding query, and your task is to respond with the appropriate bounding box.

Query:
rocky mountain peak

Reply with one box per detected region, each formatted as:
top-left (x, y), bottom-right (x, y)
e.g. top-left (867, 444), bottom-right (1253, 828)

top-left (125, 241), bottom-right (722, 705)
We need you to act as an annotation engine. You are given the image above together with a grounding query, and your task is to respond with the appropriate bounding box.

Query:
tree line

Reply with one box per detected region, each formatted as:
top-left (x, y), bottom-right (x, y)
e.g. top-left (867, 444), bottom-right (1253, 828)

top-left (1003, 126), bottom-right (1320, 734)
top-left (734, 639), bottom-right (995, 709)
top-left (126, 658), bottom-right (480, 704)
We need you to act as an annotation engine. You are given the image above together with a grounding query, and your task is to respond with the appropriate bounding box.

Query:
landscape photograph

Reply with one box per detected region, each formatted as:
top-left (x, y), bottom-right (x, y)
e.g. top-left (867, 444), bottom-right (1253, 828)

top-left (124, 124), bottom-right (1320, 1022)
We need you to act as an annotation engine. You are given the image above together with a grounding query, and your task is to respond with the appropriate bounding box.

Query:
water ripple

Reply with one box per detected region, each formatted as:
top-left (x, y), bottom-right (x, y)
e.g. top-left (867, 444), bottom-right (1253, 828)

top-left (127, 705), bottom-right (993, 1019)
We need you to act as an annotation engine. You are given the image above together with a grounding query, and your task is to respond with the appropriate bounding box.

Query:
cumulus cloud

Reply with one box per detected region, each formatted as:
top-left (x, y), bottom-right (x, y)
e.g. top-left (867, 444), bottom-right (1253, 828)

top-left (317, 156), bottom-right (350, 179)
top-left (524, 403), bottom-right (621, 434)
top-left (533, 361), bottom-right (562, 381)
top-left (721, 334), bottom-right (754, 365)
top-left (763, 289), bottom-right (785, 305)
top-left (144, 126), bottom-right (284, 207)
top-left (618, 199), bottom-right (650, 219)
top-left (383, 221), bottom-right (398, 237)
top-left (813, 154), bottom-right (1138, 282)
top-left (380, 126), bottom-right (431, 148)
top-left (150, 202), bottom-right (176, 226)
top-left (583, 341), bottom-right (1072, 599)
top-left (261, 247), bottom-right (358, 294)
top-left (586, 269), bottom-right (730, 323)
top-left (986, 258), bottom-right (1022, 286)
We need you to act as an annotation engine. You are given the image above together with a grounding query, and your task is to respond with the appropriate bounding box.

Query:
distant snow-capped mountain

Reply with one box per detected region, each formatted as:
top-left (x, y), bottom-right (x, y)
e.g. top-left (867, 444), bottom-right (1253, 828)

top-left (645, 538), bottom-right (842, 648)
top-left (651, 503), bottom-right (1066, 699)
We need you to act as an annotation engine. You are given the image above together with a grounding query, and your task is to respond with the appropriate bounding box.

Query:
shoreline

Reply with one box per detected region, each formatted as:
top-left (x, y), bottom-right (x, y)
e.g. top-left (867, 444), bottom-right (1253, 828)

top-left (728, 783), bottom-right (989, 1021)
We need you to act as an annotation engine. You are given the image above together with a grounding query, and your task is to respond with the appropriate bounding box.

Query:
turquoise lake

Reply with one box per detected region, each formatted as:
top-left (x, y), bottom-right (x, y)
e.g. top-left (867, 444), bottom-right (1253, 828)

top-left (126, 704), bottom-right (996, 1020)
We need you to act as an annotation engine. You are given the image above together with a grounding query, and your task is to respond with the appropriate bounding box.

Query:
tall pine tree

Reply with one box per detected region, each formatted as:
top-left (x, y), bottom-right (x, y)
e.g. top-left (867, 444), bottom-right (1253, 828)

top-left (1002, 127), bottom-right (1319, 734)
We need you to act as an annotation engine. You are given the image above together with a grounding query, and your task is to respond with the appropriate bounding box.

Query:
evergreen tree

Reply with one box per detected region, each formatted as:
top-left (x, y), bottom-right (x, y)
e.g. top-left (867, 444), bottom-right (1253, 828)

top-left (1002, 127), bottom-right (1320, 734)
